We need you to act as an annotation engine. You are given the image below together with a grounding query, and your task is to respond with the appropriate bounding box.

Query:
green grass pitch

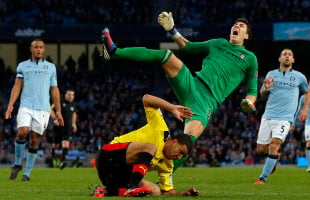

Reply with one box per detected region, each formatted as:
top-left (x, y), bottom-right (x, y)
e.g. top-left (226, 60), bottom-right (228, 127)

top-left (0, 166), bottom-right (310, 199)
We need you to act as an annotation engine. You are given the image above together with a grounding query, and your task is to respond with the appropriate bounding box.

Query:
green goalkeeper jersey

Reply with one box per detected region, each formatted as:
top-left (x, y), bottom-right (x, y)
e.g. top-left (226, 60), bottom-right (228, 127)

top-left (182, 38), bottom-right (258, 104)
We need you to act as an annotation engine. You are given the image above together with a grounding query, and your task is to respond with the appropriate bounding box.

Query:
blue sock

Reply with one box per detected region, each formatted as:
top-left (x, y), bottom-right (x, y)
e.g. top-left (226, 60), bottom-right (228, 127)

top-left (259, 155), bottom-right (278, 181)
top-left (23, 148), bottom-right (38, 177)
top-left (306, 148), bottom-right (310, 168)
top-left (14, 139), bottom-right (26, 166)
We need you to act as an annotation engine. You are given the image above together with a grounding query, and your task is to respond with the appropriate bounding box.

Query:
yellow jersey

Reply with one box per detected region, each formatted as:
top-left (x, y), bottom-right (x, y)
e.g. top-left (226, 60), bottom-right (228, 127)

top-left (110, 106), bottom-right (174, 191)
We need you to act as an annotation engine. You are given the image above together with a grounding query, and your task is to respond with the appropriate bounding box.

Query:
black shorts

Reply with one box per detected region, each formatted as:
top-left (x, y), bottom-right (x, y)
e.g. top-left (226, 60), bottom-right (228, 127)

top-left (53, 126), bottom-right (72, 144)
top-left (96, 143), bottom-right (132, 196)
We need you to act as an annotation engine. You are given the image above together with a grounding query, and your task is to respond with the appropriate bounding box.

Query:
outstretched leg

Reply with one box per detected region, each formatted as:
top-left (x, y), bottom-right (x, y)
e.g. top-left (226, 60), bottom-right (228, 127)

top-left (101, 28), bottom-right (176, 65)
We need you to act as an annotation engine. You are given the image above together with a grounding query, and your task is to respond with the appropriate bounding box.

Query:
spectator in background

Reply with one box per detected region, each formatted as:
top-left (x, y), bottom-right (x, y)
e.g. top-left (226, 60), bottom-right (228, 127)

top-left (72, 156), bottom-right (83, 168)
top-left (1, 0), bottom-right (309, 26)
top-left (0, 57), bottom-right (5, 87)
top-left (1, 152), bottom-right (12, 164)
top-left (44, 152), bottom-right (54, 168)
top-left (65, 55), bottom-right (77, 74)
top-left (92, 46), bottom-right (105, 75)
top-left (244, 149), bottom-right (254, 165)
top-left (227, 144), bottom-right (245, 165)
top-left (78, 53), bottom-right (88, 72)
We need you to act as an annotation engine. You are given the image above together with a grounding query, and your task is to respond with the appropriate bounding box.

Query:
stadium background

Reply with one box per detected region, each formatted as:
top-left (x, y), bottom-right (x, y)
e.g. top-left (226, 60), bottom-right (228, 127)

top-left (0, 0), bottom-right (309, 168)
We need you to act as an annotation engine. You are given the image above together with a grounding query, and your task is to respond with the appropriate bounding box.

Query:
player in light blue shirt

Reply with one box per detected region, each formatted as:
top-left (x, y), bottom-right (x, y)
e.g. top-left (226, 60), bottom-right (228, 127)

top-left (254, 49), bottom-right (309, 184)
top-left (17, 55), bottom-right (58, 111)
top-left (262, 70), bottom-right (308, 122)
top-left (292, 87), bottom-right (310, 172)
top-left (5, 39), bottom-right (64, 181)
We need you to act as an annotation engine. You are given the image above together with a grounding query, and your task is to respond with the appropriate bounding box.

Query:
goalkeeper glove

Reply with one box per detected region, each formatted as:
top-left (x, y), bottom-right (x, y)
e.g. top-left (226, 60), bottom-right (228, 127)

top-left (158, 11), bottom-right (181, 39)
top-left (240, 99), bottom-right (256, 113)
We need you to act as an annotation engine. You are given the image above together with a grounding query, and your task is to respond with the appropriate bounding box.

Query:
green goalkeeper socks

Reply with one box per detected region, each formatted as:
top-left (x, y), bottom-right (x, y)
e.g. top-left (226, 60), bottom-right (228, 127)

top-left (112, 47), bottom-right (172, 64)
top-left (173, 134), bottom-right (197, 172)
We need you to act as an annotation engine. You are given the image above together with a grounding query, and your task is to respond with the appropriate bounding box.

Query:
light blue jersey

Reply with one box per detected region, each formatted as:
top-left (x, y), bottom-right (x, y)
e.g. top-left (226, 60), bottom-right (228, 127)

top-left (262, 69), bottom-right (308, 123)
top-left (16, 59), bottom-right (57, 111)
top-left (294, 94), bottom-right (310, 126)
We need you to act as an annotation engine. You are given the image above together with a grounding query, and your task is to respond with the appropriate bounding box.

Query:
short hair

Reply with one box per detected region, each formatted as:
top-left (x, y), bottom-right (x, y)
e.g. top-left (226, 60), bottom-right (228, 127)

top-left (235, 18), bottom-right (251, 39)
top-left (280, 48), bottom-right (294, 57)
top-left (65, 89), bottom-right (75, 94)
top-left (31, 38), bottom-right (44, 47)
top-left (174, 134), bottom-right (193, 155)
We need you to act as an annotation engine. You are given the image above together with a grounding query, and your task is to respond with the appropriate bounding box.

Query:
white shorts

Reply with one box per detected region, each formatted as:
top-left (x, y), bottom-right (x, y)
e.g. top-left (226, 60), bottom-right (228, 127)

top-left (305, 125), bottom-right (310, 141)
top-left (257, 119), bottom-right (291, 144)
top-left (17, 107), bottom-right (50, 135)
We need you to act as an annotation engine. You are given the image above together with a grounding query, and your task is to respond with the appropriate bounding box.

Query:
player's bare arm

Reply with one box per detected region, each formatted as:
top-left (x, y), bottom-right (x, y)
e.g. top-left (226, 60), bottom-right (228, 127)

top-left (142, 94), bottom-right (193, 122)
top-left (162, 187), bottom-right (200, 196)
top-left (5, 78), bottom-right (23, 119)
top-left (51, 86), bottom-right (64, 126)
top-left (50, 108), bottom-right (60, 126)
top-left (260, 76), bottom-right (273, 97)
top-left (299, 90), bottom-right (310, 122)
top-left (174, 35), bottom-right (188, 49)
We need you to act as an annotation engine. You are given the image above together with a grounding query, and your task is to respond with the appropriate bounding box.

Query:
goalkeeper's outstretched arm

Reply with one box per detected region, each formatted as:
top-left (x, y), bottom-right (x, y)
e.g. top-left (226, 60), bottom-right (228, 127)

top-left (158, 11), bottom-right (189, 49)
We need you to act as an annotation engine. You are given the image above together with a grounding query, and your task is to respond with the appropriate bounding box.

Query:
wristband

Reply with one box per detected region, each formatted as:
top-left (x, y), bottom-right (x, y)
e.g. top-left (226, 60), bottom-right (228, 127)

top-left (168, 27), bottom-right (181, 39)
top-left (262, 85), bottom-right (270, 91)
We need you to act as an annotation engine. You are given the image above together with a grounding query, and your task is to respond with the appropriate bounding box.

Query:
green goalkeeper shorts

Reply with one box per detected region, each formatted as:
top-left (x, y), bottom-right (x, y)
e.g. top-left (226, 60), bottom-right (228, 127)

top-left (167, 64), bottom-right (218, 127)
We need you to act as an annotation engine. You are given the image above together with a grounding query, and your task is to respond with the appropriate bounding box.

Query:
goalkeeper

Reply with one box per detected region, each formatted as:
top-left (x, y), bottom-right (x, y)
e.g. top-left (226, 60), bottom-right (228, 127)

top-left (101, 12), bottom-right (258, 170)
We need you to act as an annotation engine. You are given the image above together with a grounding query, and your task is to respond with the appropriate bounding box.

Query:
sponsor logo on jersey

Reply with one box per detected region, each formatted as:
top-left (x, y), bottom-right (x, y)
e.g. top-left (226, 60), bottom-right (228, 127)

top-left (240, 54), bottom-right (246, 59)
top-left (290, 76), bottom-right (296, 82)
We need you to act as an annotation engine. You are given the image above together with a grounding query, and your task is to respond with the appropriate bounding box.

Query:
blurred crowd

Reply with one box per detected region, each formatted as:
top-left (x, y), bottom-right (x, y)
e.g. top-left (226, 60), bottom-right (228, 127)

top-left (0, 0), bottom-right (153, 25)
top-left (0, 0), bottom-right (309, 26)
top-left (172, 0), bottom-right (310, 26)
top-left (0, 54), bottom-right (307, 167)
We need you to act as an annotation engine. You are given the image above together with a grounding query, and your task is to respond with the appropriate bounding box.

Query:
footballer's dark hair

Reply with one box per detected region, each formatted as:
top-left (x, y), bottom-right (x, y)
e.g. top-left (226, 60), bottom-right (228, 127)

top-left (65, 89), bottom-right (75, 94)
top-left (235, 18), bottom-right (252, 39)
top-left (30, 38), bottom-right (44, 46)
top-left (279, 48), bottom-right (294, 57)
top-left (174, 134), bottom-right (193, 155)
